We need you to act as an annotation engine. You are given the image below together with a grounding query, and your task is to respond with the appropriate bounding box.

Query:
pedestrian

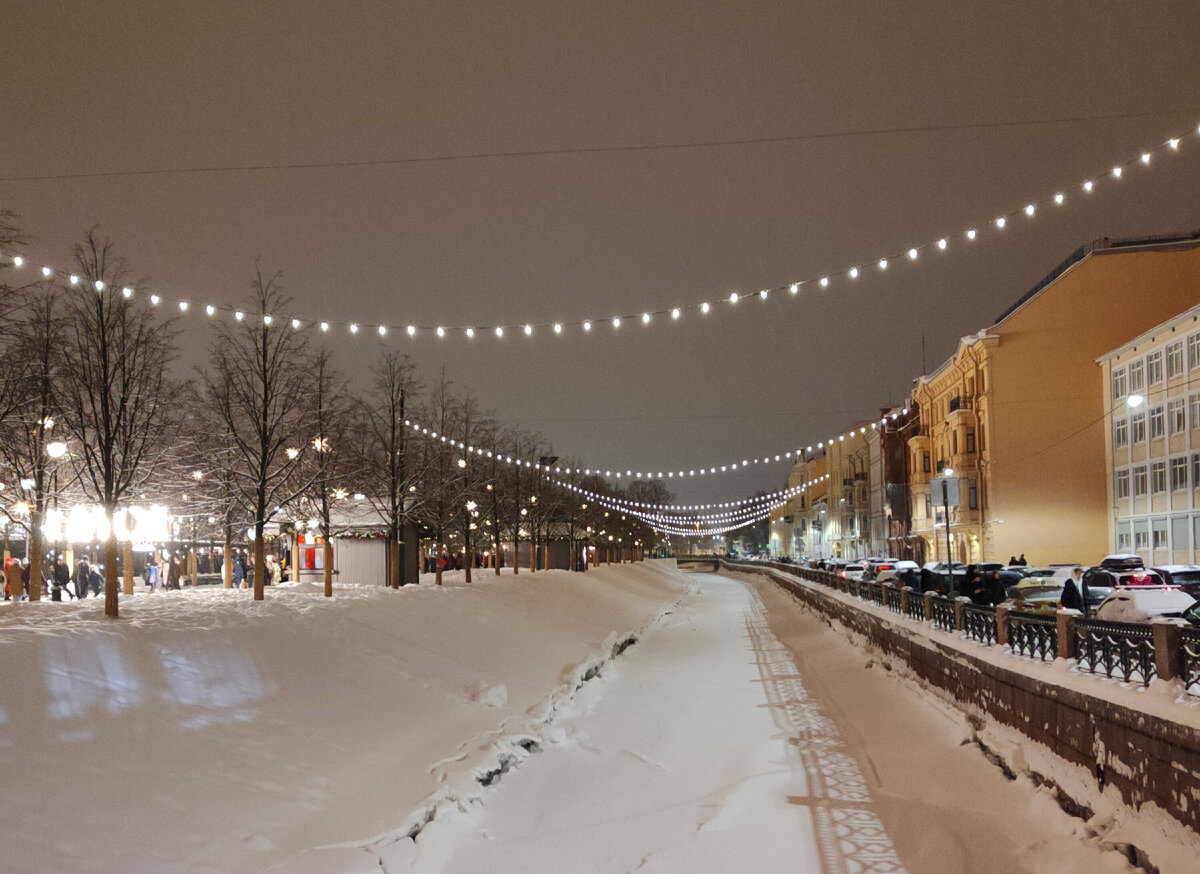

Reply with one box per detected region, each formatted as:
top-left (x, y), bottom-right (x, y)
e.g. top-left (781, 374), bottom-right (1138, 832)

top-left (1060, 567), bottom-right (1088, 615)
top-left (88, 562), bottom-right (104, 597)
top-left (987, 569), bottom-right (1006, 605)
top-left (233, 552), bottom-right (246, 589)
top-left (1017, 554), bottom-right (1027, 566)
top-left (266, 555), bottom-right (280, 587)
top-left (1008, 556), bottom-right (1018, 566)
top-left (965, 564), bottom-right (990, 605)
top-left (147, 555), bottom-right (160, 592)
top-left (166, 554), bottom-right (181, 590)
top-left (74, 557), bottom-right (90, 599)
top-left (4, 558), bottom-right (24, 601)
top-left (53, 554), bottom-right (73, 599)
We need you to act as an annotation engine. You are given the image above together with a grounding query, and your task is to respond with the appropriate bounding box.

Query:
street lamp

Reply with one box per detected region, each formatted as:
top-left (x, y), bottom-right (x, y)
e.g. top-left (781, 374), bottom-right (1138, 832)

top-left (941, 467), bottom-right (955, 598)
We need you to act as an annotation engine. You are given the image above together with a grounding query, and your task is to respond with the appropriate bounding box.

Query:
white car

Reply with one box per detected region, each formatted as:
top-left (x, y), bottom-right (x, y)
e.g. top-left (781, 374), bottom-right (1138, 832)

top-left (1093, 587), bottom-right (1197, 623)
top-left (877, 560), bottom-right (919, 582)
top-left (842, 563), bottom-right (866, 582)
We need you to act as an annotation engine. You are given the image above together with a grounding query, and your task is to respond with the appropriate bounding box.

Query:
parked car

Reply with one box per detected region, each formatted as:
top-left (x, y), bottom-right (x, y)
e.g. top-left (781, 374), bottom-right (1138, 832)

top-left (1082, 565), bottom-right (1164, 589)
top-left (877, 560), bottom-right (919, 583)
top-left (1094, 587), bottom-right (1197, 623)
top-left (863, 559), bottom-right (898, 581)
top-left (922, 561), bottom-right (966, 593)
top-left (1152, 565), bottom-right (1200, 597)
top-left (1003, 578), bottom-right (1064, 613)
top-left (841, 563), bottom-right (866, 581)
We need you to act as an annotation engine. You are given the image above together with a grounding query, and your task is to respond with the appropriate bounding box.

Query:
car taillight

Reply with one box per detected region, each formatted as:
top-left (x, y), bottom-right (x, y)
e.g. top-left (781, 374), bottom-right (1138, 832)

top-left (839, 571), bottom-right (846, 578)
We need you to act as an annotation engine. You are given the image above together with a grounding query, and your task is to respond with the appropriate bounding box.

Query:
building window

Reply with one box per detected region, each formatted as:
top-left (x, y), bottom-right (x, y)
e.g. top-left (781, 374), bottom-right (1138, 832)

top-left (1115, 469), bottom-right (1130, 499)
top-left (1149, 405), bottom-right (1165, 439)
top-left (924, 494), bottom-right (932, 518)
top-left (1131, 411), bottom-right (1146, 443)
top-left (1167, 341), bottom-right (1184, 378)
top-left (1151, 461), bottom-right (1167, 493)
top-left (965, 427), bottom-right (975, 453)
top-left (1153, 519), bottom-right (1168, 549)
top-left (1117, 530), bottom-right (1132, 552)
top-left (1134, 522), bottom-right (1149, 550)
top-left (1189, 332), bottom-right (1200, 371)
top-left (1112, 367), bottom-right (1127, 400)
top-left (1113, 418), bottom-right (1128, 448)
top-left (968, 480), bottom-right (978, 510)
top-left (1129, 359), bottom-right (1145, 392)
top-left (922, 451), bottom-right (930, 473)
top-left (1171, 457), bottom-right (1189, 491)
top-left (1191, 393), bottom-right (1200, 430)
top-left (1147, 351), bottom-right (1164, 385)
top-left (1193, 453), bottom-right (1200, 489)
top-left (1133, 466), bottom-right (1148, 496)
top-left (1169, 399), bottom-right (1185, 434)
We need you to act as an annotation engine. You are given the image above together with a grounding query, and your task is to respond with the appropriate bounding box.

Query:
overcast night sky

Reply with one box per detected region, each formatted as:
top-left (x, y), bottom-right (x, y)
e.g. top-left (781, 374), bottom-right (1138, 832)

top-left (3, 2), bottom-right (1199, 505)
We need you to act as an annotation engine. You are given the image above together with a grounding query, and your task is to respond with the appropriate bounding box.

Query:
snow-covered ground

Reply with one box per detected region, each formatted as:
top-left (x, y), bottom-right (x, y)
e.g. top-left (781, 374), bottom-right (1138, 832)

top-left (0, 564), bottom-right (686, 873)
top-left (3, 562), bottom-right (1197, 872)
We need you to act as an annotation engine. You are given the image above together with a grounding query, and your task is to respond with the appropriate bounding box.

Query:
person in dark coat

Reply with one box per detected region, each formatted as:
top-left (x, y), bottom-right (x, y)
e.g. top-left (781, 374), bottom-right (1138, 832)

top-left (1060, 567), bottom-right (1088, 615)
top-left (166, 555), bottom-right (181, 590)
top-left (919, 566), bottom-right (934, 595)
top-left (965, 565), bottom-right (990, 605)
top-left (88, 562), bottom-right (104, 597)
top-left (53, 555), bottom-right (72, 599)
top-left (1008, 556), bottom-right (1018, 566)
top-left (233, 553), bottom-right (246, 589)
top-left (1016, 554), bottom-right (1027, 566)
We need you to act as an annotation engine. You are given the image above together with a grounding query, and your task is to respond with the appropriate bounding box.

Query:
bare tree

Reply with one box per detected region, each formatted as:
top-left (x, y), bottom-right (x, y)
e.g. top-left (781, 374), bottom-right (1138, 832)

top-left (57, 232), bottom-right (180, 617)
top-left (0, 288), bottom-right (71, 601)
top-left (418, 372), bottom-right (466, 585)
top-left (364, 352), bottom-right (424, 588)
top-left (200, 267), bottom-right (314, 600)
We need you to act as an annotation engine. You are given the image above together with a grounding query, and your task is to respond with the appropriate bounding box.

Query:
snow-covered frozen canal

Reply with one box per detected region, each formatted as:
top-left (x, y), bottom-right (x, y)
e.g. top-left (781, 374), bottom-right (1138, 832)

top-left (403, 572), bottom-right (1145, 874)
top-left (407, 571), bottom-right (902, 872)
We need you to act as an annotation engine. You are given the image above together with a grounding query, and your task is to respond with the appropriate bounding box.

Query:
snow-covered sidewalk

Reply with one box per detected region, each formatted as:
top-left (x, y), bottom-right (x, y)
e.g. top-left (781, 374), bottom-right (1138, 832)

top-left (400, 571), bottom-right (905, 873)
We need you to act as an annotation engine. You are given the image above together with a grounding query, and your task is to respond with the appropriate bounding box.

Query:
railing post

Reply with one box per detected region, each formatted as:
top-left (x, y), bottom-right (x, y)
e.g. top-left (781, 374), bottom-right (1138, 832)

top-left (1056, 610), bottom-right (1079, 660)
top-left (953, 597), bottom-right (967, 632)
top-left (995, 604), bottom-right (1010, 647)
top-left (900, 586), bottom-right (910, 616)
top-left (923, 591), bottom-right (934, 622)
top-left (1152, 619), bottom-right (1185, 682)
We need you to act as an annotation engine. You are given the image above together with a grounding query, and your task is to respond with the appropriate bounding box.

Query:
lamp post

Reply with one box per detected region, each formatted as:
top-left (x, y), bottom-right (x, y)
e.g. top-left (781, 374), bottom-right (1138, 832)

top-left (942, 466), bottom-right (955, 598)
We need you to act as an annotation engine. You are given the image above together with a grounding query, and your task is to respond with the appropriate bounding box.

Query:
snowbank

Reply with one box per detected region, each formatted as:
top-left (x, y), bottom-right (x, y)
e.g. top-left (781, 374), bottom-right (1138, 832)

top-left (0, 561), bottom-right (687, 873)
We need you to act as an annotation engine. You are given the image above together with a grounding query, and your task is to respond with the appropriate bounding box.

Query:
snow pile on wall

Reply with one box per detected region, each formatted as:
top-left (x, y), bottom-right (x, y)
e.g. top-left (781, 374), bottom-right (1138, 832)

top-left (0, 561), bottom-right (687, 873)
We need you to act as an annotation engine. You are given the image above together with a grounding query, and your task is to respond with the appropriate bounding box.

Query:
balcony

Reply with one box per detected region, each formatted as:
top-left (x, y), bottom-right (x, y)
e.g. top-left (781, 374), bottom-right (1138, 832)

top-left (948, 395), bottom-right (973, 413)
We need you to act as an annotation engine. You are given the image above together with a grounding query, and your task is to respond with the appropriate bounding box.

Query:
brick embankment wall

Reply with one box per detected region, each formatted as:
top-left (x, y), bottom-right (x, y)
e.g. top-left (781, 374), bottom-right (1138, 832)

top-left (728, 561), bottom-right (1200, 833)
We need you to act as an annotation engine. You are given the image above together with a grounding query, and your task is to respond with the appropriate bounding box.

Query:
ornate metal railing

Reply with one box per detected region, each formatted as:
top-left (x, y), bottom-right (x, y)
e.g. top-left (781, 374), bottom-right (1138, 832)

top-left (868, 581), bottom-right (885, 607)
top-left (885, 585), bottom-right (903, 614)
top-left (1007, 612), bottom-right (1057, 661)
top-left (907, 589), bottom-right (926, 621)
top-left (962, 604), bottom-right (998, 646)
top-left (930, 595), bottom-right (956, 632)
top-left (1182, 628), bottom-right (1200, 696)
top-left (1074, 619), bottom-right (1156, 685)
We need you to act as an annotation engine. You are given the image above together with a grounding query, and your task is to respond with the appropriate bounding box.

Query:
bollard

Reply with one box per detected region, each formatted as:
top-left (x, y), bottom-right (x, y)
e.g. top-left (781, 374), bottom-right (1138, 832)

top-left (1151, 619), bottom-right (1185, 682)
top-left (1056, 610), bottom-right (1079, 660)
top-left (995, 604), bottom-right (1010, 647)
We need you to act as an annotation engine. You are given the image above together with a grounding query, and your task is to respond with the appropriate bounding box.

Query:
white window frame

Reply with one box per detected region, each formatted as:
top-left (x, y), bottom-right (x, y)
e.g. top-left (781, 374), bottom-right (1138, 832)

top-left (1112, 366), bottom-right (1127, 400)
top-left (1170, 456), bottom-right (1189, 491)
top-left (1169, 398), bottom-right (1186, 434)
top-left (1151, 461), bottom-right (1167, 494)
top-left (1115, 468), bottom-right (1130, 498)
top-left (1167, 341), bottom-right (1184, 378)
top-left (1129, 359), bottom-right (1145, 392)
top-left (1147, 351), bottom-right (1164, 385)
top-left (1114, 417), bottom-right (1129, 448)
top-left (1149, 405), bottom-right (1165, 440)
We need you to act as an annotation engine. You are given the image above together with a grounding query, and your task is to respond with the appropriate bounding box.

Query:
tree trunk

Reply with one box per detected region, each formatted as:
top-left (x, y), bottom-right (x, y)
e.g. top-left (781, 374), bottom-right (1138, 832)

top-left (28, 521), bottom-right (42, 602)
top-left (187, 547), bottom-right (198, 588)
top-left (223, 542), bottom-right (233, 588)
top-left (465, 544), bottom-right (472, 583)
top-left (253, 534), bottom-right (265, 600)
top-left (123, 541), bottom-right (135, 594)
top-left (389, 536), bottom-right (400, 588)
top-left (323, 540), bottom-right (333, 597)
top-left (104, 532), bottom-right (119, 617)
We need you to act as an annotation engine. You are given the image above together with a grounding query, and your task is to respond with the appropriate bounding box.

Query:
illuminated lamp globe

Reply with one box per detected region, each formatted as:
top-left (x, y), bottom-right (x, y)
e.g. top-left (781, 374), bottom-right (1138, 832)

top-left (46, 441), bottom-right (68, 459)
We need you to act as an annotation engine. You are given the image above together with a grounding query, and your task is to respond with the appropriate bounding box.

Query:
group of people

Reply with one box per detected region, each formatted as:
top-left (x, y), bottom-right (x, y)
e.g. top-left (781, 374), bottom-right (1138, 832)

top-left (231, 551), bottom-right (282, 588)
top-left (3, 554), bottom-right (106, 601)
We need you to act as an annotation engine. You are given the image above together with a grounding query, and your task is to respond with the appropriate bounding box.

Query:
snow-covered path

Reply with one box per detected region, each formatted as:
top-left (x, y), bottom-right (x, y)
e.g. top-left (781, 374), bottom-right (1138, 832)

top-left (405, 573), bottom-right (905, 873)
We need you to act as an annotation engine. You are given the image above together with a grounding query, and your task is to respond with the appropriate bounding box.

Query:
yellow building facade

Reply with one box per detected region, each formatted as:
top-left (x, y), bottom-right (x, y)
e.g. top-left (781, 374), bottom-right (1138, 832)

top-left (909, 236), bottom-right (1200, 566)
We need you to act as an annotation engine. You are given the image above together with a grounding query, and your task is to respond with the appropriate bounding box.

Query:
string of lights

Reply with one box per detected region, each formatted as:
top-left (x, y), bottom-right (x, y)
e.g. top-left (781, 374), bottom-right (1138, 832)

top-left (3, 121), bottom-right (1196, 344)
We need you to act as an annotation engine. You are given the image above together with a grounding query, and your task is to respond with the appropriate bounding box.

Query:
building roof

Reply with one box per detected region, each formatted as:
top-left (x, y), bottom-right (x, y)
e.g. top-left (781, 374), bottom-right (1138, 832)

top-left (994, 232), bottom-right (1200, 326)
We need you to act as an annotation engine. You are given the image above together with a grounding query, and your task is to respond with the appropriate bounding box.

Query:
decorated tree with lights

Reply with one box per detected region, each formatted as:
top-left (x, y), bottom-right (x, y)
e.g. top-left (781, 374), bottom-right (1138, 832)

top-left (296, 348), bottom-right (361, 597)
top-left (362, 351), bottom-right (425, 588)
top-left (200, 267), bottom-right (315, 600)
top-left (449, 393), bottom-right (488, 583)
top-left (57, 232), bottom-right (180, 617)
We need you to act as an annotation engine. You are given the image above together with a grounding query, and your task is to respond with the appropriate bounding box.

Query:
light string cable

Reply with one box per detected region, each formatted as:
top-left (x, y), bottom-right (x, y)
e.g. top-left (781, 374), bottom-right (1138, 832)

top-left (3, 121), bottom-right (1198, 341)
